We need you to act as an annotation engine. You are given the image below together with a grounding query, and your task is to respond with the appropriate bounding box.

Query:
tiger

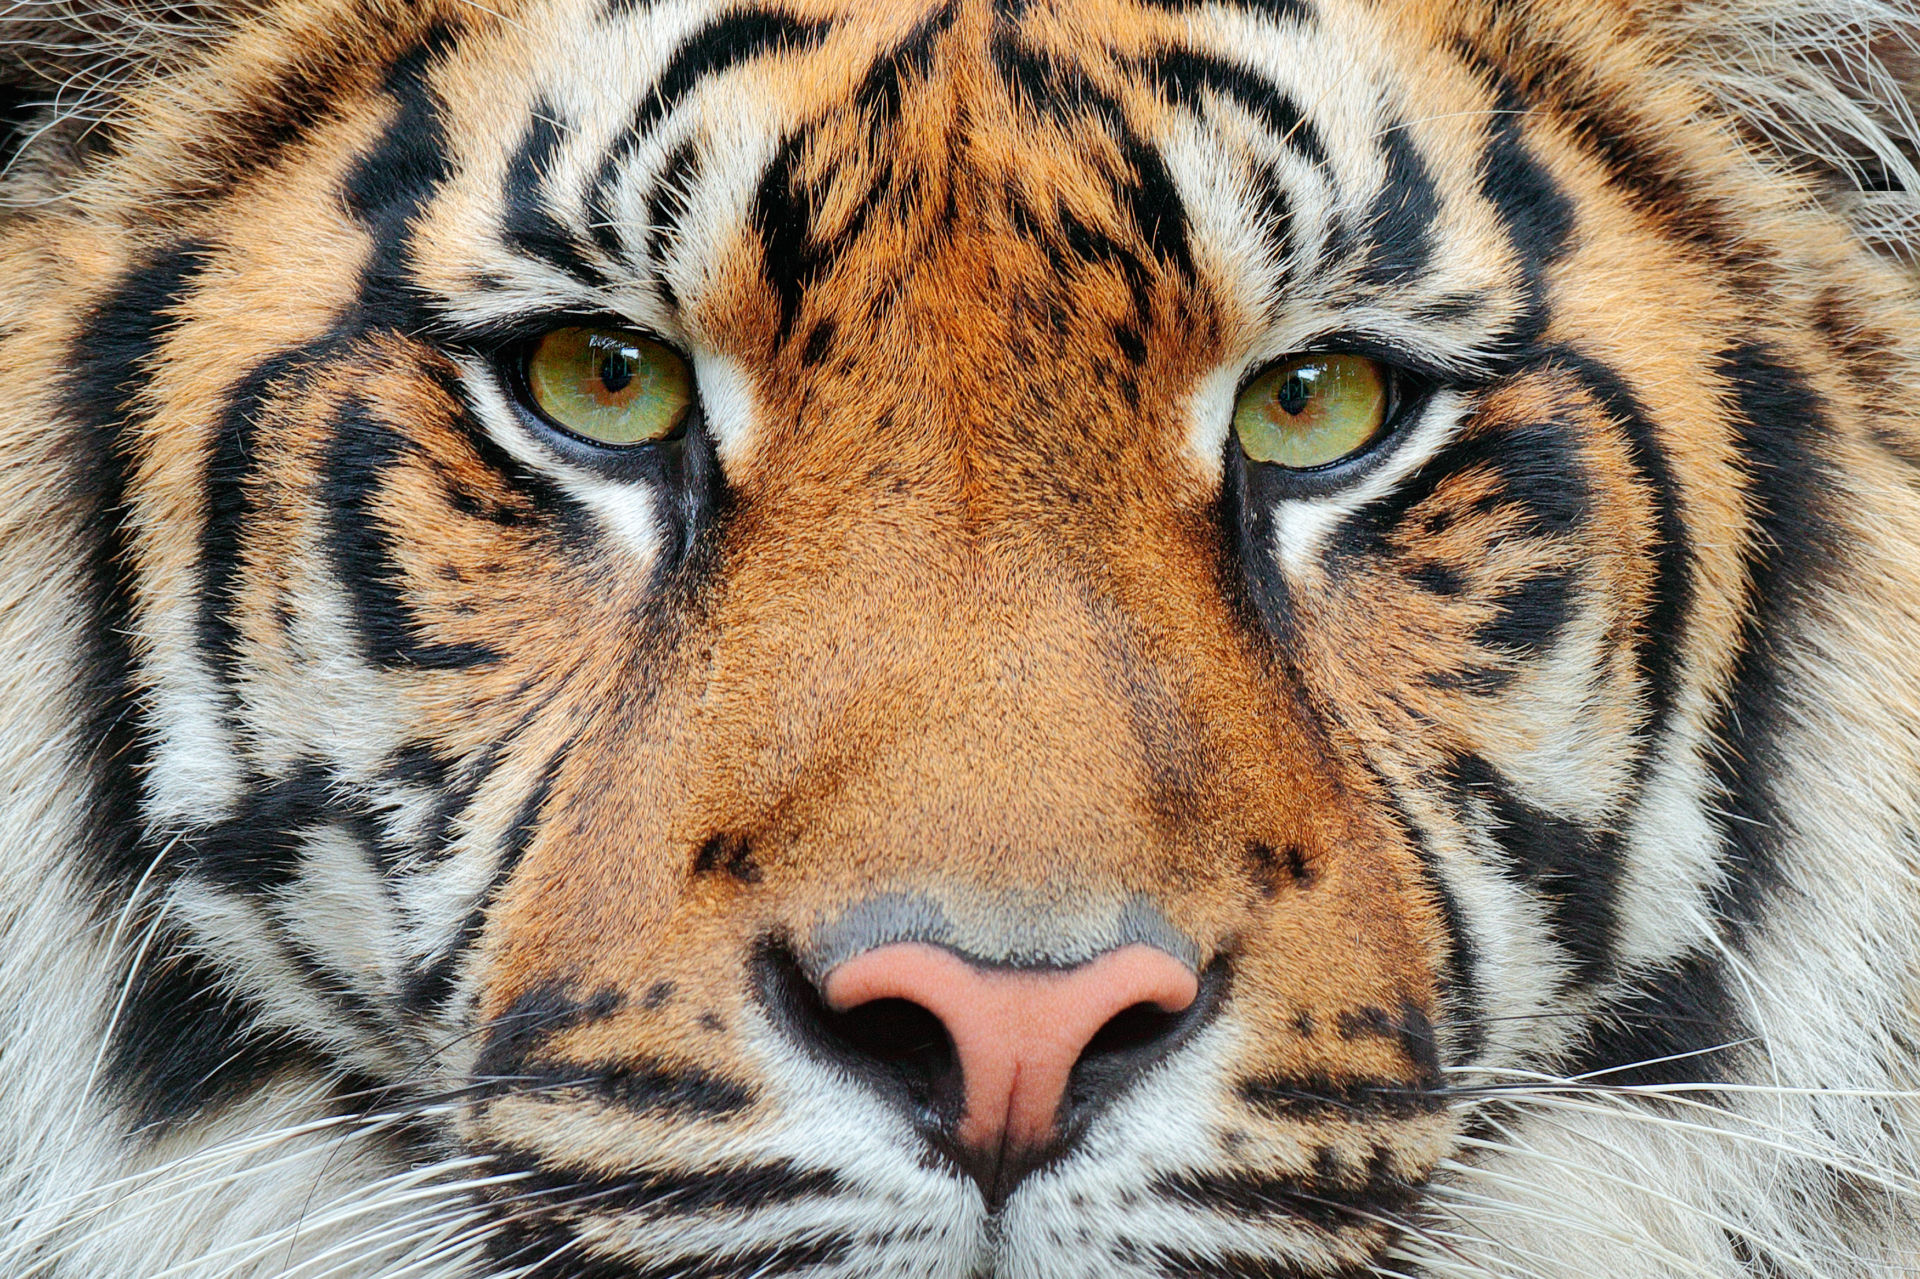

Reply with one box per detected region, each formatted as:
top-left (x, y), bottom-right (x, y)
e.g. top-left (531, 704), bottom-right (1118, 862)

top-left (1, 0), bottom-right (1918, 1274)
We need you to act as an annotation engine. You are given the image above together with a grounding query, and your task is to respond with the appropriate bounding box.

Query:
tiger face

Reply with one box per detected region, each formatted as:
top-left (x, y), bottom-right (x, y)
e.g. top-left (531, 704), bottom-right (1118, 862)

top-left (3, 0), bottom-right (1919, 1275)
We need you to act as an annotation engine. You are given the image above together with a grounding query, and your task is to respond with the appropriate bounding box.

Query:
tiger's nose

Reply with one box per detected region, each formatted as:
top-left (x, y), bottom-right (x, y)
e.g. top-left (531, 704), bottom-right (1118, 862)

top-left (822, 943), bottom-right (1199, 1155)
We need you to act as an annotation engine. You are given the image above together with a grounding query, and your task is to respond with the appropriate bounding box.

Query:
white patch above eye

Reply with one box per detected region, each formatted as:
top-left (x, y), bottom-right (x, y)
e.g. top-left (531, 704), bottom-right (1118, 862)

top-left (1263, 388), bottom-right (1466, 581)
top-left (453, 354), bottom-right (666, 566)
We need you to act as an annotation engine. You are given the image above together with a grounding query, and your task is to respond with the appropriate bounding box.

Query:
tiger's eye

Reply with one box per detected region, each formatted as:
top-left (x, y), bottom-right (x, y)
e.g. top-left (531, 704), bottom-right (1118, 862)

top-left (524, 325), bottom-right (693, 446)
top-left (1232, 354), bottom-right (1390, 469)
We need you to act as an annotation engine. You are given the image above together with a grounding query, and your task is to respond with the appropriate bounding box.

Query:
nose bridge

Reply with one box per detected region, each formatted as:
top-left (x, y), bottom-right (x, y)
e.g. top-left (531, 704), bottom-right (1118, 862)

top-left (707, 498), bottom-right (1205, 858)
top-left (684, 423), bottom-right (1369, 944)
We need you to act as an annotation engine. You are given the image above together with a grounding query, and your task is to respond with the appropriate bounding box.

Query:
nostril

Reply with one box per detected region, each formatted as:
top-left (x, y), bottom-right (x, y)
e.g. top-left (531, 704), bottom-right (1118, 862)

top-left (821, 996), bottom-right (955, 1084)
top-left (1081, 1001), bottom-right (1182, 1060)
top-left (1065, 957), bottom-right (1229, 1125)
top-left (756, 945), bottom-right (967, 1125)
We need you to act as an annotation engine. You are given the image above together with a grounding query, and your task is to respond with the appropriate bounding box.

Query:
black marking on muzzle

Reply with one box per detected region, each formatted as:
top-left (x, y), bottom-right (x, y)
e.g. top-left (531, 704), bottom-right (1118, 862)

top-left (1239, 1076), bottom-right (1444, 1122)
top-left (488, 1230), bottom-right (853, 1279)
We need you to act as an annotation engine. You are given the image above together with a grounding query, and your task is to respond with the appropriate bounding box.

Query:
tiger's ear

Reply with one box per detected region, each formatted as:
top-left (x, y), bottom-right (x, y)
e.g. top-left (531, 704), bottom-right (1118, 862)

top-left (1636, 0), bottom-right (1920, 262)
top-left (0, 0), bottom-right (252, 189)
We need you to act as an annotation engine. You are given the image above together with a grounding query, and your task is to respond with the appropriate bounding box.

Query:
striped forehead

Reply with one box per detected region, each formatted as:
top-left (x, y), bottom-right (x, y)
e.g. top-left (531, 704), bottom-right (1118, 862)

top-left (416, 0), bottom-right (1517, 385)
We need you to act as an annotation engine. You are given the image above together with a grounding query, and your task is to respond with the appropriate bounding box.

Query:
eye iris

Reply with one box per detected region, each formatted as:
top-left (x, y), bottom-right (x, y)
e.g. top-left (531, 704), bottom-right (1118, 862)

top-left (525, 325), bottom-right (692, 446)
top-left (1232, 354), bottom-right (1390, 469)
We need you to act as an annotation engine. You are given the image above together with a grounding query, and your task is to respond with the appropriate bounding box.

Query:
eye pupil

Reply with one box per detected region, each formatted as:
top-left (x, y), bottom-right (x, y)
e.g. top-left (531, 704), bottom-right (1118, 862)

top-left (1277, 373), bottom-right (1312, 415)
top-left (599, 350), bottom-right (635, 395)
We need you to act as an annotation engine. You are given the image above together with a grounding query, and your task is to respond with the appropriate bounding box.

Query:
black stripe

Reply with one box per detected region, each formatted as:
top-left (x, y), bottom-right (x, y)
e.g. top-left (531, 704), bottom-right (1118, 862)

top-left (502, 1061), bottom-right (758, 1116)
top-left (1114, 125), bottom-right (1195, 279)
top-left (633, 11), bottom-right (827, 136)
top-left (753, 129), bottom-right (822, 343)
top-left (1153, 1252), bottom-right (1372, 1279)
top-left (587, 10), bottom-right (831, 257)
top-left (1238, 1075), bottom-right (1443, 1122)
top-left (1460, 32), bottom-right (1768, 289)
top-left (639, 140), bottom-right (700, 305)
top-left (155, 42), bottom-right (366, 203)
top-left (402, 740), bottom-right (568, 1011)
top-left (323, 396), bottom-right (502, 669)
top-left (1382, 792), bottom-right (1484, 1059)
top-left (1154, 1157), bottom-right (1418, 1234)
top-left (201, 347), bottom-right (312, 702)
top-left (484, 1153), bottom-right (840, 1217)
top-left (1443, 752), bottom-right (1618, 985)
top-left (1219, 427), bottom-right (1295, 645)
top-left (1811, 287), bottom-right (1909, 424)
top-left (107, 927), bottom-right (325, 1127)
top-left (750, 130), bottom-right (899, 345)
top-left (1550, 350), bottom-right (1693, 774)
top-left (993, 37), bottom-right (1195, 282)
top-left (628, 1240), bottom-right (852, 1279)
top-left (754, 89), bottom-right (927, 347)
top-left (472, 981), bottom-right (621, 1077)
top-left (282, 933), bottom-right (398, 1040)
top-left (1703, 343), bottom-right (1839, 932)
top-left (1474, 73), bottom-right (1575, 353)
top-left (1247, 159), bottom-right (1299, 276)
top-left (1563, 948), bottom-right (1742, 1085)
top-left (182, 761), bottom-right (332, 892)
top-left (342, 25), bottom-right (459, 335)
top-left (65, 241), bottom-right (217, 889)
top-left (394, 738), bottom-right (498, 861)
top-left (1473, 566), bottom-right (1578, 660)
top-left (503, 103), bottom-right (610, 287)
top-left (1335, 398), bottom-right (1592, 563)
top-left (1351, 119), bottom-right (1439, 288)
top-left (854, 1), bottom-right (955, 126)
top-left (1134, 50), bottom-right (1327, 169)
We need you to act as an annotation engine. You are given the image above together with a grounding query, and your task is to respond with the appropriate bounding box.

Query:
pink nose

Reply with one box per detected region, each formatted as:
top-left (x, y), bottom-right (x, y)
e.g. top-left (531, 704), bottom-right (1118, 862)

top-left (822, 943), bottom-right (1199, 1154)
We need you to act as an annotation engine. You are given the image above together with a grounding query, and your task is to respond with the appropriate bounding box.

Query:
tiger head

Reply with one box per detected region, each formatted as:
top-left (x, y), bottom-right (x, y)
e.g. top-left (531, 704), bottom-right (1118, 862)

top-left (2, 0), bottom-right (1918, 1275)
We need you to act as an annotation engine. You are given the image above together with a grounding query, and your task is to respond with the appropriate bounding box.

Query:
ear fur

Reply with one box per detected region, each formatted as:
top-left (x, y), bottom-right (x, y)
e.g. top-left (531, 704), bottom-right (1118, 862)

top-left (0, 0), bottom-right (249, 193)
top-left (1639, 0), bottom-right (1920, 262)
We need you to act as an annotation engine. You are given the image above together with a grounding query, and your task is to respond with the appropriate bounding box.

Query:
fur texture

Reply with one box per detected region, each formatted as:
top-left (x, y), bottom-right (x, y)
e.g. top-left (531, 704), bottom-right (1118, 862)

top-left (0, 0), bottom-right (1917, 1276)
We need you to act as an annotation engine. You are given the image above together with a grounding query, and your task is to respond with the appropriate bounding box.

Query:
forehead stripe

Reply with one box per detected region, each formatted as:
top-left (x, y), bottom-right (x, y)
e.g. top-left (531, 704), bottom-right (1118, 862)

top-left (504, 102), bottom-right (614, 290)
top-left (587, 8), bottom-right (834, 260)
top-left (1137, 49), bottom-right (1328, 169)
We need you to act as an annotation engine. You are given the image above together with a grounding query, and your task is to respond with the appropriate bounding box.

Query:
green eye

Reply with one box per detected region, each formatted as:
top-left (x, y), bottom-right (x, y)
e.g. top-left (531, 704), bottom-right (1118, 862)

top-left (524, 325), bottom-right (694, 446)
top-left (1232, 354), bottom-right (1391, 469)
